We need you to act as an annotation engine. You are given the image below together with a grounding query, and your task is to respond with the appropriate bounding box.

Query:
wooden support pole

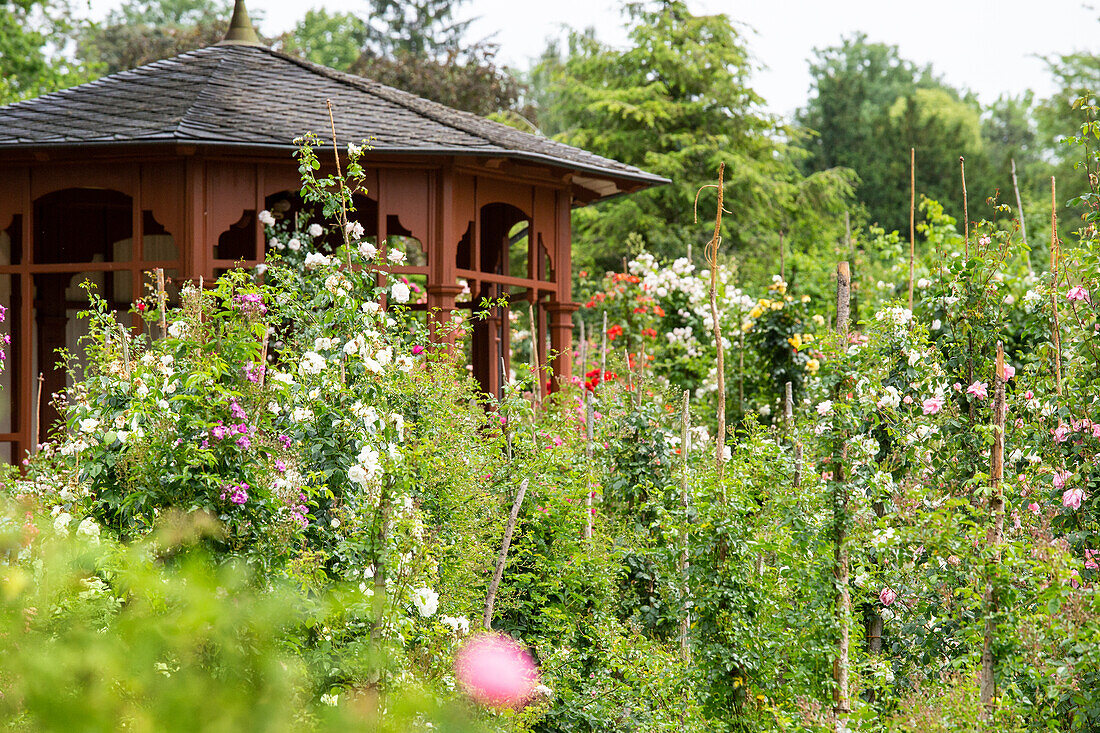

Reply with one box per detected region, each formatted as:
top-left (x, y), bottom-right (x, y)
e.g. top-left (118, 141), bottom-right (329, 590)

top-left (961, 156), bottom-right (970, 259)
top-left (529, 302), bottom-right (541, 408)
top-left (980, 342), bottom-right (1008, 719)
top-left (483, 478), bottom-right (529, 630)
top-left (579, 316), bottom-right (587, 382)
top-left (600, 311), bottom-right (608, 388)
top-left (35, 373), bottom-right (44, 449)
top-left (678, 389), bottom-right (691, 660)
top-left (909, 148), bottom-right (915, 311)
top-left (704, 163), bottom-right (727, 478)
top-left (832, 261), bottom-right (851, 730)
top-left (1050, 176), bottom-right (1062, 395)
top-left (156, 267), bottom-right (167, 335)
top-left (1011, 158), bottom-right (1032, 274)
top-left (585, 390), bottom-right (595, 540)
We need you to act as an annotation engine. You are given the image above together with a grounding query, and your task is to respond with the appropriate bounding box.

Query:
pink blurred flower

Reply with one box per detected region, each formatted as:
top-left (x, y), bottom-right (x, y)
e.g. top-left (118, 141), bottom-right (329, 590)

top-left (966, 381), bottom-right (988, 400)
top-left (1024, 390), bottom-right (1034, 400)
top-left (922, 396), bottom-right (945, 415)
top-left (1027, 502), bottom-right (1040, 514)
top-left (879, 587), bottom-right (897, 606)
top-left (1063, 487), bottom-right (1085, 510)
top-left (953, 382), bottom-right (963, 392)
top-left (455, 634), bottom-right (539, 708)
top-left (1071, 569), bottom-right (1081, 589)
top-left (411, 344), bottom-right (425, 355)
top-left (903, 395), bottom-right (914, 405)
top-left (1067, 285), bottom-right (1091, 303)
top-left (1086, 550), bottom-right (1100, 571)
top-left (1003, 364), bottom-right (1016, 380)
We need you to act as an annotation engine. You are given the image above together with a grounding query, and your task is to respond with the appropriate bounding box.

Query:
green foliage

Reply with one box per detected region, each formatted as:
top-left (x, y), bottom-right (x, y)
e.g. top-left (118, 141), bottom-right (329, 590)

top-left (529, 1), bottom-right (855, 279)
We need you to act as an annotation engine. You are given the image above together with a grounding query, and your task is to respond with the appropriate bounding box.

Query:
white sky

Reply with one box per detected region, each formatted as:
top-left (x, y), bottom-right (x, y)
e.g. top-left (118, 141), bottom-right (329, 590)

top-left (81, 0), bottom-right (1100, 118)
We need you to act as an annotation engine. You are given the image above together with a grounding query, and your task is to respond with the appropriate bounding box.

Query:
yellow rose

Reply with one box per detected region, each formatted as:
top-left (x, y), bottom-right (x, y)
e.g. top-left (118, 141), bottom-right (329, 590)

top-left (806, 358), bottom-right (820, 375)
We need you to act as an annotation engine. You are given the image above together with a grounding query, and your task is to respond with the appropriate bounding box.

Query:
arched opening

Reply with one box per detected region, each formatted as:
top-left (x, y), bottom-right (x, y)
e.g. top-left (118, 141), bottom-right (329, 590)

top-left (469, 203), bottom-right (532, 400)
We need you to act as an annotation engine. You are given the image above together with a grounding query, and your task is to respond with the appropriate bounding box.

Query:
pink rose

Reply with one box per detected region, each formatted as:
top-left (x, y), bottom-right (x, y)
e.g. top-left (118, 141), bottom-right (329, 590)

top-left (1086, 550), bottom-right (1100, 571)
top-left (953, 382), bottom-right (963, 392)
top-left (1067, 285), bottom-right (1091, 303)
top-left (1024, 390), bottom-right (1034, 400)
top-left (879, 587), bottom-right (897, 606)
top-left (1071, 569), bottom-right (1082, 589)
top-left (1054, 425), bottom-right (1070, 443)
top-left (966, 381), bottom-right (988, 400)
top-left (1054, 470), bottom-right (1072, 490)
top-left (903, 395), bottom-right (914, 405)
top-left (1003, 364), bottom-right (1016, 380)
top-left (922, 396), bottom-right (945, 415)
top-left (454, 634), bottom-right (539, 708)
top-left (1027, 502), bottom-right (1040, 514)
top-left (1063, 487), bottom-right (1086, 510)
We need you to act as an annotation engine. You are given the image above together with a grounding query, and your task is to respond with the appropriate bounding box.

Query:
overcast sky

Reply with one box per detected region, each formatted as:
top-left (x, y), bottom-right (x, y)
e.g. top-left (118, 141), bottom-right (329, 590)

top-left (85, 0), bottom-right (1100, 117)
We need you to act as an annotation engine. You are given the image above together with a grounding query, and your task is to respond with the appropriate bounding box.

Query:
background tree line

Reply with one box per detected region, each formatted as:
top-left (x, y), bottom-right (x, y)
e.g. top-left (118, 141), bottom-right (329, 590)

top-left (3, 0), bottom-right (1097, 292)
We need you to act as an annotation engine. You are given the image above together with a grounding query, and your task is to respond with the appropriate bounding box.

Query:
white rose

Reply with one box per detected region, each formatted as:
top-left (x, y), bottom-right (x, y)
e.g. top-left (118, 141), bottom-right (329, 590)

top-left (412, 587), bottom-right (439, 617)
top-left (299, 351), bottom-right (326, 375)
top-left (287, 237), bottom-right (301, 252)
top-left (390, 281), bottom-right (410, 304)
top-left (308, 223), bottom-right (323, 237)
top-left (54, 512), bottom-right (73, 535)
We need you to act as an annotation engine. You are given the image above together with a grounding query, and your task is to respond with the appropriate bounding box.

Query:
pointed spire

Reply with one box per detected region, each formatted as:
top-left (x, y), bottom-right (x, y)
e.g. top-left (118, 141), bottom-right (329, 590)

top-left (220, 0), bottom-right (261, 45)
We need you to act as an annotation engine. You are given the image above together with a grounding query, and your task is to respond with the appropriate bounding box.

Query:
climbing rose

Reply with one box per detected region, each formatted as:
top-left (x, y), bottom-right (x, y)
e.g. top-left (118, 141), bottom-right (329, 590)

top-left (1067, 285), bottom-right (1090, 302)
top-left (879, 587), bottom-right (897, 606)
top-left (391, 281), bottom-right (411, 304)
top-left (922, 396), bottom-right (945, 415)
top-left (1063, 487), bottom-right (1085, 510)
top-left (966, 381), bottom-right (988, 400)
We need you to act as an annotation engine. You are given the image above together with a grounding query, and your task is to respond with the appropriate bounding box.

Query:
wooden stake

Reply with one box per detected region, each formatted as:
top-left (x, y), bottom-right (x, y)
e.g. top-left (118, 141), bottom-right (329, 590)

top-left (529, 302), bottom-right (541, 408)
top-left (155, 268), bottom-right (167, 335)
top-left (585, 391), bottom-right (595, 541)
top-left (961, 156), bottom-right (970, 258)
top-left (836, 262), bottom-right (851, 343)
top-left (678, 389), bottom-right (691, 660)
top-left (1011, 158), bottom-right (1032, 274)
top-left (909, 148), bottom-right (915, 310)
top-left (779, 231), bottom-right (786, 281)
top-left (599, 311), bottom-right (608, 388)
top-left (259, 330), bottom-right (269, 388)
top-left (499, 355), bottom-right (512, 461)
top-left (832, 261), bottom-right (852, 730)
top-left (35, 373), bottom-right (44, 449)
top-left (703, 163), bottom-right (727, 477)
top-left (579, 315), bottom-right (587, 382)
top-left (980, 342), bottom-right (1008, 719)
top-left (483, 478), bottom-right (529, 630)
top-left (1051, 176), bottom-right (1062, 395)
top-left (119, 322), bottom-right (131, 380)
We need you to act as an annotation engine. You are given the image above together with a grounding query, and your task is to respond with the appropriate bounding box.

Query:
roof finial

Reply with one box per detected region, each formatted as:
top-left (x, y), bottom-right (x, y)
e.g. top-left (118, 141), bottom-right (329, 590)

top-left (220, 0), bottom-right (261, 45)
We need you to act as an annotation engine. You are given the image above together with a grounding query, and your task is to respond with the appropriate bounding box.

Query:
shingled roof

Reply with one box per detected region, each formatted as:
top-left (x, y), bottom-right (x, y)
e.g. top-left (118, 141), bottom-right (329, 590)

top-left (0, 43), bottom-right (667, 191)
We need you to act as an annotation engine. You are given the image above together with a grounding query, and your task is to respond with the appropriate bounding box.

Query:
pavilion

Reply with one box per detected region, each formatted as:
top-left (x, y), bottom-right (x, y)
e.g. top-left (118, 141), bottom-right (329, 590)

top-left (0, 0), bottom-right (665, 462)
